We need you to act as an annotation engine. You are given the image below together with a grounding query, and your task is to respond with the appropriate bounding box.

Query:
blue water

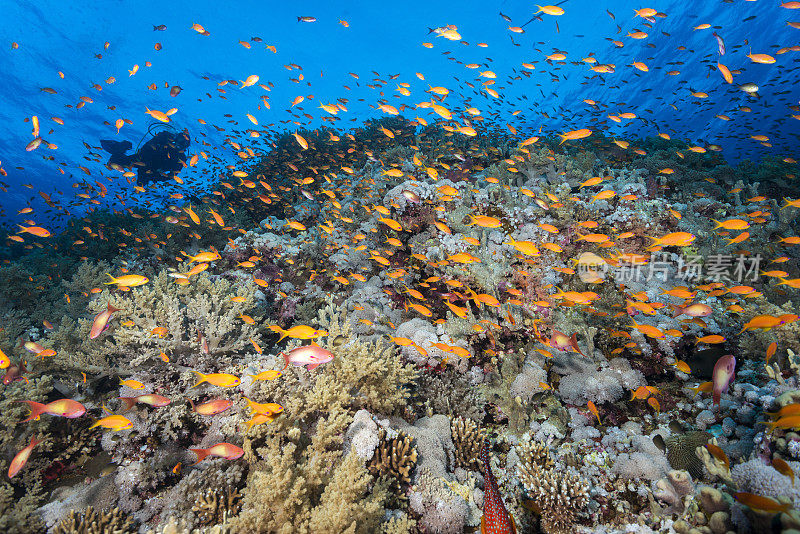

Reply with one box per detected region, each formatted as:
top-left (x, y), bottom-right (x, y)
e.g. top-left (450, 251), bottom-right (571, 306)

top-left (1, 0), bottom-right (798, 226)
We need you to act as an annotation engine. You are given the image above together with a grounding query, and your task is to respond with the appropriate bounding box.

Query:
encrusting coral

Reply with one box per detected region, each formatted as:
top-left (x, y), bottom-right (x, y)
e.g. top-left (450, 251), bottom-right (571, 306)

top-left (653, 469), bottom-right (694, 513)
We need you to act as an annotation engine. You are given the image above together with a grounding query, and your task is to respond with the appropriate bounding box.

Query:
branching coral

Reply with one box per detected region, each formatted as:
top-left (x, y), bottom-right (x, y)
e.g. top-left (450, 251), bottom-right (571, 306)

top-left (516, 438), bottom-right (589, 534)
top-left (228, 299), bottom-right (415, 533)
top-left (0, 478), bottom-right (47, 534)
top-left (159, 461), bottom-right (244, 529)
top-left (367, 428), bottom-right (418, 502)
top-left (44, 269), bottom-right (263, 376)
top-left (417, 368), bottom-right (485, 421)
top-left (450, 415), bottom-right (486, 471)
top-left (231, 431), bottom-right (387, 533)
top-left (516, 437), bottom-right (556, 471)
top-left (308, 449), bottom-right (388, 533)
top-left (191, 486), bottom-right (241, 527)
top-left (52, 506), bottom-right (135, 534)
top-left (247, 298), bottom-right (418, 431)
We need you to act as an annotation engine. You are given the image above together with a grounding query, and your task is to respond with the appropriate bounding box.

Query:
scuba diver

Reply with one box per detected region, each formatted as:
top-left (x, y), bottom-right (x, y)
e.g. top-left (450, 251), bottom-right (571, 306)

top-left (101, 124), bottom-right (190, 186)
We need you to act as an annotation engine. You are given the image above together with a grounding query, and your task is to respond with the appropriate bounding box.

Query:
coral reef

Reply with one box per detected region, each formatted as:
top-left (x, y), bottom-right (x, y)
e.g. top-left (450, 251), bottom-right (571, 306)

top-left (191, 487), bottom-right (241, 527)
top-left (516, 438), bottom-right (589, 534)
top-left (449, 415), bottom-right (485, 471)
top-left (666, 431), bottom-right (713, 479)
top-left (52, 506), bottom-right (136, 534)
top-left (1, 49), bottom-right (798, 533)
top-left (366, 428), bottom-right (418, 501)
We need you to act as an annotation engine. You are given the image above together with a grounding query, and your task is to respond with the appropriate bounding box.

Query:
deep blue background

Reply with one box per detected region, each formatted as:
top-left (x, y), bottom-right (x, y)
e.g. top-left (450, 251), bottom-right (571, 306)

top-left (1, 0), bottom-right (798, 228)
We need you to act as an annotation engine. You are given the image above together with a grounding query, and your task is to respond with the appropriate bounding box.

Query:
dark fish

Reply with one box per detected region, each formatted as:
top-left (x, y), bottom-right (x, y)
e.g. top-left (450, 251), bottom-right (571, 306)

top-left (652, 434), bottom-right (666, 452)
top-left (499, 12), bottom-right (512, 22)
top-left (297, 16), bottom-right (316, 23)
top-left (153, 24), bottom-right (167, 31)
top-left (3, 360), bottom-right (27, 385)
top-left (669, 420), bottom-right (684, 435)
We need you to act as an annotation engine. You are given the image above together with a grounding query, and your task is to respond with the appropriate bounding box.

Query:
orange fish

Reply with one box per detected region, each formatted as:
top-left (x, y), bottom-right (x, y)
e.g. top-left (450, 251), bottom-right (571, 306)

top-left (558, 128), bottom-right (591, 144)
top-left (190, 442), bottom-right (244, 464)
top-left (772, 457), bottom-right (795, 486)
top-left (89, 303), bottom-right (119, 339)
top-left (190, 370), bottom-right (241, 388)
top-left (587, 401), bottom-right (601, 425)
top-left (19, 399), bottom-right (86, 422)
top-left (733, 492), bottom-right (791, 514)
top-left (8, 437), bottom-right (41, 478)
top-left (705, 443), bottom-right (730, 469)
top-left (17, 225), bottom-right (51, 238)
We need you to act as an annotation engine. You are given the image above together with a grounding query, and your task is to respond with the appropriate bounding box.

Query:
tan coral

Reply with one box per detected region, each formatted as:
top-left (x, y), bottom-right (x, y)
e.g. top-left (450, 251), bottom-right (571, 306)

top-left (191, 486), bottom-right (241, 527)
top-left (654, 470), bottom-right (694, 514)
top-left (516, 440), bottom-right (589, 534)
top-left (516, 437), bottom-right (555, 471)
top-left (52, 506), bottom-right (135, 534)
top-left (450, 415), bottom-right (486, 471)
top-left (367, 428), bottom-right (418, 501)
top-left (145, 516), bottom-right (228, 534)
top-left (671, 485), bottom-right (734, 534)
top-left (696, 445), bottom-right (733, 487)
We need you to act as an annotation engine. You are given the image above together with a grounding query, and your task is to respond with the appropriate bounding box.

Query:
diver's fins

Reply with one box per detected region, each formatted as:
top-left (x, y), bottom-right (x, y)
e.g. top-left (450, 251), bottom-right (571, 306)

top-left (100, 139), bottom-right (132, 155)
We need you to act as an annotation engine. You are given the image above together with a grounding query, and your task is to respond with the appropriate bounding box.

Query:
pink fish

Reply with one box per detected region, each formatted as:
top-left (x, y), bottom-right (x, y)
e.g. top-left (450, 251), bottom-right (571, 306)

top-left (281, 343), bottom-right (334, 371)
top-left (19, 399), bottom-right (86, 422)
top-left (197, 331), bottom-right (210, 354)
top-left (187, 398), bottom-right (233, 415)
top-left (21, 340), bottom-right (45, 354)
top-left (712, 31), bottom-right (726, 56)
top-left (90, 303), bottom-right (119, 339)
top-left (548, 330), bottom-right (585, 357)
top-left (8, 437), bottom-right (41, 478)
top-left (190, 442), bottom-right (244, 464)
top-left (480, 440), bottom-right (517, 533)
top-left (119, 394), bottom-right (171, 411)
top-left (712, 354), bottom-right (736, 406)
top-left (672, 303), bottom-right (712, 318)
